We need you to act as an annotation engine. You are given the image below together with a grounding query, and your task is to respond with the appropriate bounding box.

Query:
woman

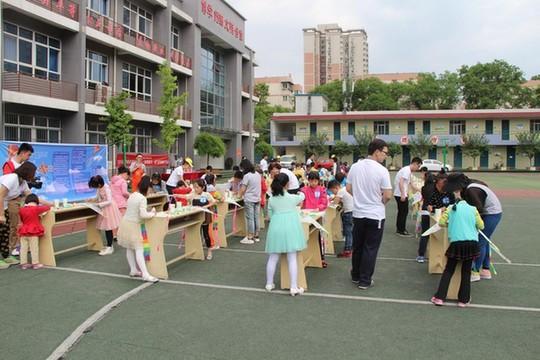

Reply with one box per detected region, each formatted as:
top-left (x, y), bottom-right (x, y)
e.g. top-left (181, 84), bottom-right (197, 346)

top-left (129, 153), bottom-right (146, 193)
top-left (238, 160), bottom-right (262, 244)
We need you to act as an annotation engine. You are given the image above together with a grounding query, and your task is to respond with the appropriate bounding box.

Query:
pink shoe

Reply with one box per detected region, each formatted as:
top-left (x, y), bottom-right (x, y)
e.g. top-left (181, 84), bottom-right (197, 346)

top-left (480, 269), bottom-right (492, 280)
top-left (20, 264), bottom-right (32, 270)
top-left (431, 296), bottom-right (444, 306)
top-left (458, 302), bottom-right (469, 308)
top-left (32, 263), bottom-right (44, 270)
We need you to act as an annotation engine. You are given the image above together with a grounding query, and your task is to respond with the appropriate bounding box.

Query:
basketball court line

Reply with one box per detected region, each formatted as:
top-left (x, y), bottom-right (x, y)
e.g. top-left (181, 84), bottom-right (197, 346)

top-left (47, 265), bottom-right (540, 313)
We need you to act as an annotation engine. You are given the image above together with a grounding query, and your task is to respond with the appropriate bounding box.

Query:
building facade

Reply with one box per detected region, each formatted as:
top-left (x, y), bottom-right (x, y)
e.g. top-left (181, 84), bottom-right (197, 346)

top-left (254, 75), bottom-right (302, 109)
top-left (271, 97), bottom-right (540, 170)
top-left (303, 24), bottom-right (368, 93)
top-left (0, 0), bottom-right (259, 168)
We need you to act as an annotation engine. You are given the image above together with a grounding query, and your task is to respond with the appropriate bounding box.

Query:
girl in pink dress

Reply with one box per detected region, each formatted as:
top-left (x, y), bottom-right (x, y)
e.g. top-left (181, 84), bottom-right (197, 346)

top-left (88, 175), bottom-right (122, 256)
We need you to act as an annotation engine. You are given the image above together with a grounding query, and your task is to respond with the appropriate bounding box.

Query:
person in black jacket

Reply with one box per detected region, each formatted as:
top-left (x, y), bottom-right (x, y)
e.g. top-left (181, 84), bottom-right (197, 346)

top-left (417, 170), bottom-right (436, 263)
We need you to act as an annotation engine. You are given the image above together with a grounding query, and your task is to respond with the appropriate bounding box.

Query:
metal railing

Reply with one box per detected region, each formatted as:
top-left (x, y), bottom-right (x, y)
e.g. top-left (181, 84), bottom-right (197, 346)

top-left (170, 49), bottom-right (192, 70)
top-left (28, 0), bottom-right (79, 21)
top-left (2, 71), bottom-right (78, 101)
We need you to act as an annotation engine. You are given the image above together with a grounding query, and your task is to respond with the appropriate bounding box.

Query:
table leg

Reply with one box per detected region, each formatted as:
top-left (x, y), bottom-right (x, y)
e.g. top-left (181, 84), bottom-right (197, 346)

top-left (86, 218), bottom-right (104, 252)
top-left (39, 211), bottom-right (56, 267)
top-left (217, 203), bottom-right (228, 248)
top-left (183, 215), bottom-right (205, 261)
top-left (428, 226), bottom-right (447, 274)
top-left (145, 217), bottom-right (169, 279)
top-left (280, 252), bottom-right (307, 290)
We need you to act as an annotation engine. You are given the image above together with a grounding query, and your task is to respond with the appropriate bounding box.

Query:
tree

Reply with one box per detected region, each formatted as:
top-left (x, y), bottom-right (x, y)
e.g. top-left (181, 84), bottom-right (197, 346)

top-left (155, 61), bottom-right (187, 155)
top-left (531, 75), bottom-right (540, 81)
top-left (310, 80), bottom-right (343, 111)
top-left (254, 83), bottom-right (269, 105)
top-left (194, 132), bottom-right (226, 167)
top-left (332, 140), bottom-right (353, 161)
top-left (353, 128), bottom-right (375, 158)
top-left (437, 71), bottom-right (461, 110)
top-left (387, 142), bottom-right (402, 167)
top-left (462, 134), bottom-right (490, 168)
top-left (254, 104), bottom-right (289, 144)
top-left (409, 134), bottom-right (433, 158)
top-left (255, 140), bottom-right (273, 159)
top-left (516, 132), bottom-right (540, 167)
top-left (300, 133), bottom-right (327, 158)
top-left (353, 77), bottom-right (399, 110)
top-left (102, 92), bottom-right (133, 166)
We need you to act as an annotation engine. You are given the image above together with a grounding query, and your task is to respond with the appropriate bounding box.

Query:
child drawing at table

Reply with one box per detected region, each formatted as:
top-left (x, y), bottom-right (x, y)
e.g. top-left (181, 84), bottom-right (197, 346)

top-left (18, 194), bottom-right (50, 269)
top-left (88, 175), bottom-right (122, 256)
top-left (431, 192), bottom-right (484, 308)
top-left (265, 173), bottom-right (306, 296)
top-left (328, 180), bottom-right (354, 258)
top-left (172, 180), bottom-right (192, 207)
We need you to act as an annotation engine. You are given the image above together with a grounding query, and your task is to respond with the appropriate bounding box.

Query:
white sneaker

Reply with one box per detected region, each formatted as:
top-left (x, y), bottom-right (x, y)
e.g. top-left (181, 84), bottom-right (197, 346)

top-left (99, 246), bottom-right (114, 256)
top-left (254, 237), bottom-right (260, 242)
top-left (240, 237), bottom-right (254, 245)
top-left (471, 271), bottom-right (481, 282)
top-left (206, 253), bottom-right (213, 260)
top-left (265, 283), bottom-right (275, 292)
top-left (290, 287), bottom-right (305, 296)
top-left (11, 248), bottom-right (20, 256)
top-left (143, 275), bottom-right (159, 283)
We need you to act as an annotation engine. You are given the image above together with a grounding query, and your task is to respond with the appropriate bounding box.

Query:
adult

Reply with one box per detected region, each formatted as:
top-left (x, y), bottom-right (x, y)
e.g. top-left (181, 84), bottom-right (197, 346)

top-left (330, 154), bottom-right (338, 177)
top-left (2, 142), bottom-right (34, 257)
top-left (238, 160), bottom-right (262, 244)
top-left (166, 161), bottom-right (185, 194)
top-left (129, 153), bottom-right (146, 193)
top-left (306, 154), bottom-right (315, 167)
top-left (346, 139), bottom-right (392, 290)
top-left (445, 173), bottom-right (502, 282)
top-left (259, 154), bottom-right (269, 173)
top-left (393, 157), bottom-right (422, 237)
top-left (269, 162), bottom-right (300, 194)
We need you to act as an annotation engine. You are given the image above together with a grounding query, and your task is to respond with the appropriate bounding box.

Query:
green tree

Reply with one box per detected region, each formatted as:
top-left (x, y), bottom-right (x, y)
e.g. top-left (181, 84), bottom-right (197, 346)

top-left (387, 142), bottom-right (402, 167)
top-left (254, 104), bottom-right (289, 144)
top-left (255, 140), bottom-right (274, 159)
top-left (300, 133), bottom-right (327, 158)
top-left (531, 75), bottom-right (540, 80)
top-left (194, 132), bottom-right (226, 167)
top-left (353, 77), bottom-right (399, 110)
top-left (459, 60), bottom-right (529, 109)
top-left (462, 134), bottom-right (490, 168)
top-left (310, 80), bottom-right (343, 111)
top-left (353, 128), bottom-right (375, 158)
top-left (102, 92), bottom-right (133, 166)
top-left (155, 61), bottom-right (187, 154)
top-left (409, 134), bottom-right (433, 158)
top-left (437, 71), bottom-right (461, 109)
top-left (331, 140), bottom-right (353, 161)
top-left (254, 83), bottom-right (269, 105)
top-left (516, 132), bottom-right (540, 167)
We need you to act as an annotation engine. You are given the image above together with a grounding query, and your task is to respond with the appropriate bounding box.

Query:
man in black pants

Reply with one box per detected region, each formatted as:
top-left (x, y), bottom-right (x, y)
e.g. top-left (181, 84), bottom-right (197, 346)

top-left (346, 139), bottom-right (393, 290)
top-left (393, 157), bottom-right (422, 237)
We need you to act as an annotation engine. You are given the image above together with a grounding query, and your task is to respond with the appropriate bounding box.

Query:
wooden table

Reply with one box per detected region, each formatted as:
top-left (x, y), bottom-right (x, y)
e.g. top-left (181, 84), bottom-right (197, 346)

top-left (280, 212), bottom-right (324, 290)
top-left (322, 205), bottom-right (341, 254)
top-left (225, 199), bottom-right (246, 239)
top-left (144, 208), bottom-right (206, 279)
top-left (146, 192), bottom-right (169, 211)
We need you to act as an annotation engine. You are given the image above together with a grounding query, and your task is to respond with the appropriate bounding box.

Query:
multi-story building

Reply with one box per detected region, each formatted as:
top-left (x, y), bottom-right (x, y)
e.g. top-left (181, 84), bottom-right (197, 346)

top-left (303, 23), bottom-right (368, 93)
top-left (255, 75), bottom-right (302, 109)
top-left (356, 72), bottom-right (419, 84)
top-left (0, 0), bottom-right (259, 168)
top-left (271, 95), bottom-right (540, 170)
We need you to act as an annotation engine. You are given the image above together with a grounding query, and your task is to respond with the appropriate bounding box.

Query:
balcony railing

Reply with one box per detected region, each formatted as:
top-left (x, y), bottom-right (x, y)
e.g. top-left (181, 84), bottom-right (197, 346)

top-left (3, 71), bottom-right (78, 101)
top-left (28, 0), bottom-right (79, 21)
top-left (86, 10), bottom-right (166, 58)
top-left (242, 84), bottom-right (250, 93)
top-left (170, 49), bottom-right (192, 70)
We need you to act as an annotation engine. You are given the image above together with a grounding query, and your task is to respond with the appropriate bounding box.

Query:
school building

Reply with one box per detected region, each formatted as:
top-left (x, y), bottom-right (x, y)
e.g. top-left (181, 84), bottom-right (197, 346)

top-left (271, 96), bottom-right (540, 170)
top-left (0, 0), bottom-right (259, 167)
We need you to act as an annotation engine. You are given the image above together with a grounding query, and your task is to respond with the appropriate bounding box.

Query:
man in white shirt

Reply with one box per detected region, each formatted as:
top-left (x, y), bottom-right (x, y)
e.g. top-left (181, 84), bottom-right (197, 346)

top-left (393, 157), bottom-right (422, 237)
top-left (259, 155), bottom-right (269, 173)
top-left (268, 162), bottom-right (300, 194)
top-left (346, 139), bottom-right (392, 290)
top-left (166, 163), bottom-right (184, 193)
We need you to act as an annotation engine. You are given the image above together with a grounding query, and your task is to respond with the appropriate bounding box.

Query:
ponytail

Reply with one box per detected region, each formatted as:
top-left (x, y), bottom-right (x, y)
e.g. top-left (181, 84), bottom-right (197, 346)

top-left (271, 173), bottom-right (289, 197)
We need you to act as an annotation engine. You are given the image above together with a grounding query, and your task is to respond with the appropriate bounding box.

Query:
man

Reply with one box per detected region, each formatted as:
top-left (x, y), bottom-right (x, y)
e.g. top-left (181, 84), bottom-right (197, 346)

top-left (2, 143), bottom-right (34, 174)
top-left (259, 154), bottom-right (269, 173)
top-left (393, 157), bottom-right (422, 237)
top-left (346, 139), bottom-right (392, 290)
top-left (306, 154), bottom-right (315, 167)
top-left (166, 161), bottom-right (184, 194)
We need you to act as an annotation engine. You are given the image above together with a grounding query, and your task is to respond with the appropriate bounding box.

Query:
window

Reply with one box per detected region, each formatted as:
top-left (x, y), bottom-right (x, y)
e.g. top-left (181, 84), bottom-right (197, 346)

top-left (129, 126), bottom-right (152, 153)
top-left (171, 26), bottom-right (180, 50)
top-left (485, 120), bottom-right (493, 135)
top-left (407, 120), bottom-right (415, 135)
top-left (88, 0), bottom-right (109, 16)
top-left (86, 50), bottom-right (108, 85)
top-left (333, 122), bottom-right (341, 141)
top-left (310, 122), bottom-right (317, 135)
top-left (423, 121), bottom-right (431, 135)
top-left (122, 63), bottom-right (151, 101)
top-left (450, 120), bottom-right (465, 135)
top-left (3, 22), bottom-right (61, 80)
top-left (85, 121), bottom-right (107, 144)
top-left (531, 120), bottom-right (540, 133)
top-left (123, 1), bottom-right (152, 38)
top-left (348, 121), bottom-right (355, 135)
top-left (4, 113), bottom-right (61, 143)
top-left (200, 43), bottom-right (225, 128)
top-left (373, 121), bottom-right (389, 135)
top-left (282, 96), bottom-right (288, 102)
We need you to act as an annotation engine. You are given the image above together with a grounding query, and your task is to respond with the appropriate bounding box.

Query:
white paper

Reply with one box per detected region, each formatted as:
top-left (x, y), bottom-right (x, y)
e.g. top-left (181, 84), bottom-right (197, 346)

top-left (301, 215), bottom-right (330, 235)
top-left (479, 230), bottom-right (512, 264)
top-left (411, 192), bottom-right (422, 205)
top-left (81, 202), bottom-right (103, 216)
top-left (421, 223), bottom-right (442, 237)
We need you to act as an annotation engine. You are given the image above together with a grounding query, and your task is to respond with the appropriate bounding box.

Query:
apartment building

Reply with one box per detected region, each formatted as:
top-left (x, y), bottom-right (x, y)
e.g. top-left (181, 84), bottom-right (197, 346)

top-left (303, 23), bottom-right (368, 93)
top-left (356, 72), bottom-right (419, 83)
top-left (271, 96), bottom-right (540, 170)
top-left (0, 0), bottom-right (259, 167)
top-left (254, 75), bottom-right (302, 109)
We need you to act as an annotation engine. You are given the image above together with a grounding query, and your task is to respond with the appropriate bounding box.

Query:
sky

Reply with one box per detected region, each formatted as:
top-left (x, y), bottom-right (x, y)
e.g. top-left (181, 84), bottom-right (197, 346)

top-left (227, 0), bottom-right (540, 87)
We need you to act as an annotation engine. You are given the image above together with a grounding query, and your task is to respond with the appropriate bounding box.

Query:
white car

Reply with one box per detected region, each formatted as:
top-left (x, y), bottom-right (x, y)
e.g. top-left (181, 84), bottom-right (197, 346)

top-left (420, 159), bottom-right (453, 172)
top-left (279, 154), bottom-right (297, 169)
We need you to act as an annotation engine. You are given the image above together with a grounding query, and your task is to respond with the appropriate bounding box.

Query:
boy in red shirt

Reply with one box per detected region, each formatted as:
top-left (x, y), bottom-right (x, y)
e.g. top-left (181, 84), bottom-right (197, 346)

top-left (18, 194), bottom-right (50, 269)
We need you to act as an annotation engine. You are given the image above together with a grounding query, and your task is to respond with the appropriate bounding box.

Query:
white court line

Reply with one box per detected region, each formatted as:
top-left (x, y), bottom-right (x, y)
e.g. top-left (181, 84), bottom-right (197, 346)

top-left (47, 266), bottom-right (540, 313)
top-left (46, 281), bottom-right (153, 360)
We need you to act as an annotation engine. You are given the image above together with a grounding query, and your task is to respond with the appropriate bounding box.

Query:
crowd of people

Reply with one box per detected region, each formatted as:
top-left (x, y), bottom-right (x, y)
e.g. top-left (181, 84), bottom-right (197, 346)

top-left (0, 141), bottom-right (504, 306)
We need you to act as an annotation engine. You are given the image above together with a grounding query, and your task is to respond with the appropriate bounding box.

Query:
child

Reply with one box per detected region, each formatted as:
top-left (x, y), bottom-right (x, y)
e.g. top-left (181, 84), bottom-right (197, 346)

top-left (117, 175), bottom-right (158, 282)
top-left (88, 175), bottom-right (122, 256)
top-left (301, 172), bottom-right (329, 267)
top-left (18, 194), bottom-right (50, 269)
top-left (204, 174), bottom-right (217, 193)
top-left (327, 180), bottom-right (353, 258)
top-left (150, 173), bottom-right (167, 193)
top-left (111, 166), bottom-right (130, 216)
top-left (431, 194), bottom-right (484, 307)
top-left (172, 180), bottom-right (192, 207)
top-left (265, 173), bottom-right (306, 296)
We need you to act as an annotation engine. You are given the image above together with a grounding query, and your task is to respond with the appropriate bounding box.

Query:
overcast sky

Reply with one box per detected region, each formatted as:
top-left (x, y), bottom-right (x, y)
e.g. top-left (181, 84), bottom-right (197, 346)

top-left (227, 0), bottom-right (540, 87)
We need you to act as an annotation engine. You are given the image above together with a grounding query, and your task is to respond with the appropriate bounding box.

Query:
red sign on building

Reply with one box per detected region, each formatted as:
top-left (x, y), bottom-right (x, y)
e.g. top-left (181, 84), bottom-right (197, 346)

top-left (201, 0), bottom-right (244, 41)
top-left (116, 153), bottom-right (169, 168)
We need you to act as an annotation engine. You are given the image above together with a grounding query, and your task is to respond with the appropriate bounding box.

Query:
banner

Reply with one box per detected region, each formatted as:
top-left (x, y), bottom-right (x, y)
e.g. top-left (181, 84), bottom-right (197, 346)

top-left (0, 141), bottom-right (108, 202)
top-left (116, 153), bottom-right (169, 168)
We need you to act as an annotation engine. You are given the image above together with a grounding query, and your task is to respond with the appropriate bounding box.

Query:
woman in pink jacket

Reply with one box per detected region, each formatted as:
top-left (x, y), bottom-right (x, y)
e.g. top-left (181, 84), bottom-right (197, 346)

top-left (110, 166), bottom-right (130, 216)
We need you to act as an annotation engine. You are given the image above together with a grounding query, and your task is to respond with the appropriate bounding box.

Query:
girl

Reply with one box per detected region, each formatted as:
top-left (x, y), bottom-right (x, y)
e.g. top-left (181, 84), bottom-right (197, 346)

top-left (117, 176), bottom-right (158, 282)
top-left (88, 175), bottom-right (122, 256)
top-left (150, 173), bottom-right (167, 193)
top-left (18, 194), bottom-right (50, 269)
top-left (431, 193), bottom-right (484, 307)
top-left (265, 173), bottom-right (306, 296)
top-left (172, 180), bottom-right (192, 207)
top-left (129, 153), bottom-right (146, 193)
top-left (111, 166), bottom-right (130, 216)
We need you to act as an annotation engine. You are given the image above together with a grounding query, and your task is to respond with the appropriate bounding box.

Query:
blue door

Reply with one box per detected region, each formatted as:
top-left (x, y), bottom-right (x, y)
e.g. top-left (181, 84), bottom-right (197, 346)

top-left (453, 146), bottom-right (462, 169)
top-left (428, 147), bottom-right (437, 160)
top-left (480, 150), bottom-right (489, 168)
top-left (507, 146), bottom-right (516, 168)
top-left (402, 146), bottom-right (410, 167)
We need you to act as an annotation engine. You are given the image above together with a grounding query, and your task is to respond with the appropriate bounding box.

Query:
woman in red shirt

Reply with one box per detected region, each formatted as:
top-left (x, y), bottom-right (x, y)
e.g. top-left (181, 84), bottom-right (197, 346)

top-left (18, 194), bottom-right (50, 269)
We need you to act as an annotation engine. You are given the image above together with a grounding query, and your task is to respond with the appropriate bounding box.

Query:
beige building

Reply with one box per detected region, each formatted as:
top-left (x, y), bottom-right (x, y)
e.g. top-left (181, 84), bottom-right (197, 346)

top-left (255, 75), bottom-right (302, 109)
top-left (356, 72), bottom-right (419, 83)
top-left (303, 24), bottom-right (368, 92)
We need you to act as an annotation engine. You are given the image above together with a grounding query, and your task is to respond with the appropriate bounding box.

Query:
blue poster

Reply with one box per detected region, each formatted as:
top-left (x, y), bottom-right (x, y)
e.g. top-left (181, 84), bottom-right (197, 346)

top-left (0, 142), bottom-right (108, 202)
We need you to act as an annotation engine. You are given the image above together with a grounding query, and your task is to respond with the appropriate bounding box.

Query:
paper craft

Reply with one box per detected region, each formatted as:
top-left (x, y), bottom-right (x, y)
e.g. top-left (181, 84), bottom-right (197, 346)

top-left (421, 223), bottom-right (442, 237)
top-left (225, 199), bottom-right (242, 208)
top-left (301, 215), bottom-right (329, 235)
top-left (411, 192), bottom-right (422, 205)
top-left (479, 230), bottom-right (512, 264)
top-left (81, 202), bottom-right (103, 216)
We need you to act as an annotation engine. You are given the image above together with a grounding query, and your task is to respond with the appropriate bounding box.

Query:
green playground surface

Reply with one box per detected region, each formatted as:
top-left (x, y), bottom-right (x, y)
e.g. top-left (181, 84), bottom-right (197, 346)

top-left (1, 173), bottom-right (539, 359)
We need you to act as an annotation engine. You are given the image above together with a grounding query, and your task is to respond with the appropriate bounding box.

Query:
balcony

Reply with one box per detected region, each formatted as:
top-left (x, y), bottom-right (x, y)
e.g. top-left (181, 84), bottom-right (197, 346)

top-left (3, 71), bottom-right (77, 101)
top-left (86, 10), bottom-right (166, 59)
top-left (27, 0), bottom-right (79, 20)
top-left (170, 49), bottom-right (192, 70)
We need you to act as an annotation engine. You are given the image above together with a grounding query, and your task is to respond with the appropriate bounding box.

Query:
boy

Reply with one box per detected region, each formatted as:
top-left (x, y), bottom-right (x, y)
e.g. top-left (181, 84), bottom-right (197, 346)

top-left (328, 180), bottom-right (354, 258)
